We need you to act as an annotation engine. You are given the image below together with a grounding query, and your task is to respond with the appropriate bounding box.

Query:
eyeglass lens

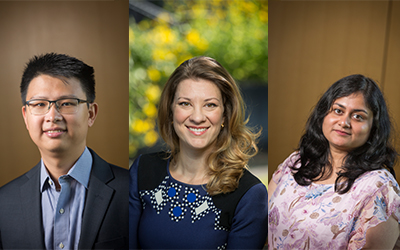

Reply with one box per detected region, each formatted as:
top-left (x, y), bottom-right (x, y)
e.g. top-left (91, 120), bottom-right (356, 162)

top-left (27, 99), bottom-right (81, 115)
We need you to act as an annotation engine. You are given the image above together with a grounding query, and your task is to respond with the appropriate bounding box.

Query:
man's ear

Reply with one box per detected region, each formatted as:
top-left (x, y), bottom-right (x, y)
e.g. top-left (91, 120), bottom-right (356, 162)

top-left (22, 106), bottom-right (29, 130)
top-left (88, 102), bottom-right (98, 127)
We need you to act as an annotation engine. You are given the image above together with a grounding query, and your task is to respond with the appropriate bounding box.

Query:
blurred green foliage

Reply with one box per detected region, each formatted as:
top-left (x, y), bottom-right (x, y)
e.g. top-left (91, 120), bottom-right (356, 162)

top-left (129, 0), bottom-right (268, 157)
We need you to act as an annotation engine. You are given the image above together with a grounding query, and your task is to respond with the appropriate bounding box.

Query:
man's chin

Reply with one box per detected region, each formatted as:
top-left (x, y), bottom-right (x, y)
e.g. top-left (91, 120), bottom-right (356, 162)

top-left (39, 145), bottom-right (67, 155)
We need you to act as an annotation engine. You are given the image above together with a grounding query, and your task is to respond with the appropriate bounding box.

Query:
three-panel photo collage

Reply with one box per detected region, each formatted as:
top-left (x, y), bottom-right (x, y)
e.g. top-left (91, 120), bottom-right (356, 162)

top-left (0, 0), bottom-right (400, 249)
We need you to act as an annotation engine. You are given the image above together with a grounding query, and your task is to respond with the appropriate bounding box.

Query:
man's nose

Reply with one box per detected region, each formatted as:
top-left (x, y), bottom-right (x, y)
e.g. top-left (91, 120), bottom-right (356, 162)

top-left (45, 102), bottom-right (62, 122)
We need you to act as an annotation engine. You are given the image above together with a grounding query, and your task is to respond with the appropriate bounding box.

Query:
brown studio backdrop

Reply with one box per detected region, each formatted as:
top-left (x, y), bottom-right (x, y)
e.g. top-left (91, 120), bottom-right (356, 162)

top-left (0, 1), bottom-right (128, 187)
top-left (269, 1), bottom-right (400, 182)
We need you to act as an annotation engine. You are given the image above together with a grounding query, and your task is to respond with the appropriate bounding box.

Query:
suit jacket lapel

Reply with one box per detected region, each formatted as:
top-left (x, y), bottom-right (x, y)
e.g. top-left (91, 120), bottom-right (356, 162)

top-left (20, 164), bottom-right (46, 249)
top-left (79, 149), bottom-right (115, 250)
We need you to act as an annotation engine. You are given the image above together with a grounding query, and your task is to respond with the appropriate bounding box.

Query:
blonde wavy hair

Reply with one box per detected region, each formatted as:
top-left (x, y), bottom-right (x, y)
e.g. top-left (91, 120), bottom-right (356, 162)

top-left (158, 56), bottom-right (261, 196)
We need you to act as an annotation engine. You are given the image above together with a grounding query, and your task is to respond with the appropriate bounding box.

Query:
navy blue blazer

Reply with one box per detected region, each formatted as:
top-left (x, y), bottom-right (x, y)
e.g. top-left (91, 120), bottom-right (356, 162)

top-left (0, 148), bottom-right (128, 249)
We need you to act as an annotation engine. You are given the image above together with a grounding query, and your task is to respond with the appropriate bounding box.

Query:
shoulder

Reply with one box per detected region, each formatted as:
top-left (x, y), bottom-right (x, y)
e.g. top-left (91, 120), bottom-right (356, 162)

top-left (272, 151), bottom-right (299, 183)
top-left (108, 163), bottom-right (129, 181)
top-left (0, 164), bottom-right (39, 196)
top-left (89, 149), bottom-right (128, 187)
top-left (238, 169), bottom-right (263, 193)
top-left (212, 169), bottom-right (267, 229)
top-left (348, 169), bottom-right (400, 247)
top-left (131, 151), bottom-right (170, 191)
top-left (89, 148), bottom-right (127, 172)
top-left (353, 169), bottom-right (399, 194)
top-left (282, 151), bottom-right (300, 168)
top-left (213, 169), bottom-right (263, 204)
top-left (109, 162), bottom-right (128, 174)
top-left (0, 165), bottom-right (40, 212)
top-left (136, 151), bottom-right (170, 168)
top-left (236, 173), bottom-right (268, 208)
top-left (346, 169), bottom-right (400, 216)
top-left (355, 169), bottom-right (397, 185)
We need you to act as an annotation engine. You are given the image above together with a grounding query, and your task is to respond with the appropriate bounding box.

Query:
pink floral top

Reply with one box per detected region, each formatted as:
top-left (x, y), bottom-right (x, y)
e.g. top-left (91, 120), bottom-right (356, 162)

top-left (268, 152), bottom-right (400, 250)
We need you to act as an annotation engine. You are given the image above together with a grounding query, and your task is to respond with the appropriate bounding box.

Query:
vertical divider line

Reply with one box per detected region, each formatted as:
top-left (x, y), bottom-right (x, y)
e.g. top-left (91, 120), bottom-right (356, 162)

top-left (381, 0), bottom-right (393, 91)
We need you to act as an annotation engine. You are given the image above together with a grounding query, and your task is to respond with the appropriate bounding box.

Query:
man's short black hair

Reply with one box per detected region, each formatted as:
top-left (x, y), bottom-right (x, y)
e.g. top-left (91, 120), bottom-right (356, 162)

top-left (20, 53), bottom-right (95, 104)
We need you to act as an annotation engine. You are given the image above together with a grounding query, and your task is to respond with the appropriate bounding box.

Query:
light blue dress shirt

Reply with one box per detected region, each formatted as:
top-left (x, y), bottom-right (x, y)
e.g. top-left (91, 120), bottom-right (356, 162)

top-left (40, 147), bottom-right (92, 250)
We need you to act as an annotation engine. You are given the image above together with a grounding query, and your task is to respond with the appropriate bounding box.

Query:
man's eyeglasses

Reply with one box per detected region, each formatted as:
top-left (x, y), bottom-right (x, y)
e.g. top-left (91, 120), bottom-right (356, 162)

top-left (25, 98), bottom-right (89, 115)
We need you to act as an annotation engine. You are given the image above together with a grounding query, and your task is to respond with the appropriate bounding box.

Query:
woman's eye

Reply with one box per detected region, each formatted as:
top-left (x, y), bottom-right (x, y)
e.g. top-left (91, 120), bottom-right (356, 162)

top-left (179, 102), bottom-right (190, 107)
top-left (333, 109), bottom-right (343, 114)
top-left (353, 114), bottom-right (364, 121)
top-left (205, 103), bottom-right (217, 108)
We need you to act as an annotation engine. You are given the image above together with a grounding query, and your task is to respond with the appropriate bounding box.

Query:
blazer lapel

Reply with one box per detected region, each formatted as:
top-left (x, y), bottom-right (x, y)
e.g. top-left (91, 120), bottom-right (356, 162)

top-left (78, 150), bottom-right (115, 249)
top-left (20, 164), bottom-right (46, 249)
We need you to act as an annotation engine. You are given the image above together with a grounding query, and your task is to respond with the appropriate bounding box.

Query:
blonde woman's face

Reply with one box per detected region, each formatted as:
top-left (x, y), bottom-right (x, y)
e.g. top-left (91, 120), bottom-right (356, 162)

top-left (172, 78), bottom-right (224, 153)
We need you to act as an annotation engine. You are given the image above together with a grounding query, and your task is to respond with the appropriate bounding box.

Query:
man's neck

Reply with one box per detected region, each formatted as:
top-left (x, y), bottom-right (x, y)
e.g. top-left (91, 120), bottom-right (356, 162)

top-left (41, 147), bottom-right (85, 188)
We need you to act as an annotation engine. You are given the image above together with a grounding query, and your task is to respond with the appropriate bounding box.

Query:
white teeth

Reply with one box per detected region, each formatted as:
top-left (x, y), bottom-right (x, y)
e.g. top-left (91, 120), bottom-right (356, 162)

top-left (47, 130), bottom-right (63, 133)
top-left (189, 127), bottom-right (207, 132)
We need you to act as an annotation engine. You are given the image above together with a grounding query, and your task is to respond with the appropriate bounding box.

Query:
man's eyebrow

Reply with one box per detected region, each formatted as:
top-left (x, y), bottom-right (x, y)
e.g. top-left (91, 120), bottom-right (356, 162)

top-left (28, 94), bottom-right (79, 100)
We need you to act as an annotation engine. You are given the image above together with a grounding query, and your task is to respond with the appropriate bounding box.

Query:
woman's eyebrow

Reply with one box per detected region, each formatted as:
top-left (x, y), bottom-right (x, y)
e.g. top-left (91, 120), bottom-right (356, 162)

top-left (333, 102), bottom-right (369, 115)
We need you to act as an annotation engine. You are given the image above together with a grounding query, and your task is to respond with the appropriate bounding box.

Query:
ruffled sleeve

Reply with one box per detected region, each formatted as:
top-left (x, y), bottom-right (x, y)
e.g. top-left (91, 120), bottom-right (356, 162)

top-left (347, 170), bottom-right (400, 250)
top-left (272, 152), bottom-right (299, 186)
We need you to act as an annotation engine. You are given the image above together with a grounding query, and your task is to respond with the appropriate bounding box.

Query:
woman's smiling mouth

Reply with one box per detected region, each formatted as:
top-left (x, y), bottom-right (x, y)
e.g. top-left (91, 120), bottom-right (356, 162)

top-left (187, 126), bottom-right (209, 135)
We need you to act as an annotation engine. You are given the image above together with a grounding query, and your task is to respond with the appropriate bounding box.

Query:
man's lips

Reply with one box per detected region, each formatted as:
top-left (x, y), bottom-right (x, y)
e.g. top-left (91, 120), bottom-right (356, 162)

top-left (43, 129), bottom-right (66, 137)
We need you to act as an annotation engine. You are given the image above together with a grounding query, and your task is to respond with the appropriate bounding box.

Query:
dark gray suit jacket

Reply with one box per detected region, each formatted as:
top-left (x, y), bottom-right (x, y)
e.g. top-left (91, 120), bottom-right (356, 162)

top-left (0, 148), bottom-right (128, 249)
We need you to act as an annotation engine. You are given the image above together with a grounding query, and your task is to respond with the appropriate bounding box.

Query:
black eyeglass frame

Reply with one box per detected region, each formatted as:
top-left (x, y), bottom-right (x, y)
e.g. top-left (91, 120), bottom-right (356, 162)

top-left (25, 98), bottom-right (90, 115)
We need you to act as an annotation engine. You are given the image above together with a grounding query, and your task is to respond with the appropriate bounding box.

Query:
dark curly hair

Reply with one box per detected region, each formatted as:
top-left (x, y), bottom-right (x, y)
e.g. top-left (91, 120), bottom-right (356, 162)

top-left (291, 74), bottom-right (398, 194)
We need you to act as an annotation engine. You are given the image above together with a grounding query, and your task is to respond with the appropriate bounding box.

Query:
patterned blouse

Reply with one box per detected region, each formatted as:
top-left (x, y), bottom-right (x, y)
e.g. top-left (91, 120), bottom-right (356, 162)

top-left (269, 152), bottom-right (400, 250)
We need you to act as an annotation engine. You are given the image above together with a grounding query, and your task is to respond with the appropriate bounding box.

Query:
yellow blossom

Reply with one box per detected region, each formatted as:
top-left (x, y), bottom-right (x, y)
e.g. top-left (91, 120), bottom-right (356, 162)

top-left (186, 29), bottom-right (200, 45)
top-left (144, 130), bottom-right (159, 146)
top-left (153, 25), bottom-right (176, 45)
top-left (152, 48), bottom-right (168, 61)
top-left (186, 29), bottom-right (209, 51)
top-left (143, 103), bottom-right (158, 118)
top-left (145, 85), bottom-right (161, 103)
top-left (152, 47), bottom-right (176, 62)
top-left (131, 119), bottom-right (152, 134)
top-left (240, 1), bottom-right (257, 13)
top-left (259, 10), bottom-right (268, 23)
top-left (147, 67), bottom-right (161, 82)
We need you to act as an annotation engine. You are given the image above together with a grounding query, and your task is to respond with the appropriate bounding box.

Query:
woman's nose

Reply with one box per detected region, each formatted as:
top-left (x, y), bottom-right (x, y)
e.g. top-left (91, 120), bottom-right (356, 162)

top-left (339, 116), bottom-right (350, 127)
top-left (190, 107), bottom-right (206, 123)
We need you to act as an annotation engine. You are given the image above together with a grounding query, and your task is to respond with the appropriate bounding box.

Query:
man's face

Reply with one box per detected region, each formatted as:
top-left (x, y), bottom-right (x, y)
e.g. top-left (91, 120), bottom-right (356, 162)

top-left (22, 74), bottom-right (98, 157)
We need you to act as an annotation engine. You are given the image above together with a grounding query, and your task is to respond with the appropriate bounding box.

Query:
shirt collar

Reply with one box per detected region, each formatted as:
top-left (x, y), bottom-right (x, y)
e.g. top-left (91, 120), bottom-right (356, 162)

top-left (40, 147), bottom-right (93, 192)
